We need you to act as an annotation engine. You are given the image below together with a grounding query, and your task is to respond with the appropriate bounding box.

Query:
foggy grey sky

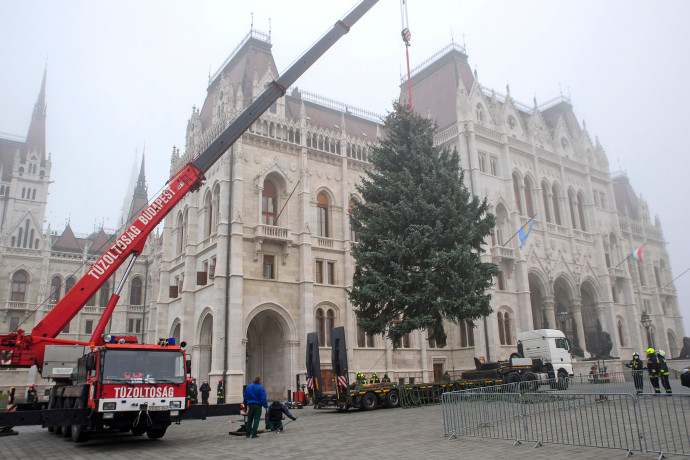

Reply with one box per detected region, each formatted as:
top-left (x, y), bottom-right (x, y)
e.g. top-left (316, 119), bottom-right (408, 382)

top-left (1, 0), bottom-right (689, 334)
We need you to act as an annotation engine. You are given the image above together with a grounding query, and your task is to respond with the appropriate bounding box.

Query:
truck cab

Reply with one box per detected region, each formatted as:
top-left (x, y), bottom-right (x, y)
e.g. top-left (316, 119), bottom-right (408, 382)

top-left (517, 329), bottom-right (573, 378)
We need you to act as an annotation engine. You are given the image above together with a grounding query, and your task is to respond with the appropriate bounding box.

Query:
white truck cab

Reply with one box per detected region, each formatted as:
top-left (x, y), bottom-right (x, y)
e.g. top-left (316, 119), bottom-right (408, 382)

top-left (517, 329), bottom-right (573, 377)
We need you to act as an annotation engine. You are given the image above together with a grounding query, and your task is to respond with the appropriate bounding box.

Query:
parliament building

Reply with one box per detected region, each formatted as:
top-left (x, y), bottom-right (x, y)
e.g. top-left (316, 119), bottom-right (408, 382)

top-left (1, 31), bottom-right (685, 401)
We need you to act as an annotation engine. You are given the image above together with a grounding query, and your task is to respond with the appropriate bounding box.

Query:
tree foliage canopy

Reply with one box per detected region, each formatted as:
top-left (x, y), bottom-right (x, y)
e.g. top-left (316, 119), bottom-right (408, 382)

top-left (349, 103), bottom-right (498, 348)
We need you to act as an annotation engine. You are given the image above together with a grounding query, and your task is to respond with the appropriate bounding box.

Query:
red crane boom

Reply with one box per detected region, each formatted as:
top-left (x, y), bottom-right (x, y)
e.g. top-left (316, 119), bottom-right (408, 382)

top-left (1, 0), bottom-right (378, 373)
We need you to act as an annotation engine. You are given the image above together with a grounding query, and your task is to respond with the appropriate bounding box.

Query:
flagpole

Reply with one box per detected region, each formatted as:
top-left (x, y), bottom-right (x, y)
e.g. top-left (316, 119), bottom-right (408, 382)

top-left (663, 266), bottom-right (690, 289)
top-left (502, 213), bottom-right (537, 247)
top-left (612, 242), bottom-right (646, 269)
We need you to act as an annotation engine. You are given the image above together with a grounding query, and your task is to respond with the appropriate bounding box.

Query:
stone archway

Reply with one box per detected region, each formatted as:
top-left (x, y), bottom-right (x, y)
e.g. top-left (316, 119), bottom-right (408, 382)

top-left (197, 313), bottom-right (213, 382)
top-left (554, 277), bottom-right (579, 349)
top-left (580, 283), bottom-right (601, 356)
top-left (245, 307), bottom-right (293, 400)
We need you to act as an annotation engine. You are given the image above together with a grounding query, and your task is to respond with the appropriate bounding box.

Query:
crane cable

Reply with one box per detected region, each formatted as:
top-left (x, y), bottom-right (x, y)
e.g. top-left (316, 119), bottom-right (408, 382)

top-left (400, 0), bottom-right (413, 111)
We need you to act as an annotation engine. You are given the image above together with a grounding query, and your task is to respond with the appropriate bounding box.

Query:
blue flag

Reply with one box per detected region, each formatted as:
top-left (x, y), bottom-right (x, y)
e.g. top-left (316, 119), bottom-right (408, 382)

top-left (518, 216), bottom-right (535, 249)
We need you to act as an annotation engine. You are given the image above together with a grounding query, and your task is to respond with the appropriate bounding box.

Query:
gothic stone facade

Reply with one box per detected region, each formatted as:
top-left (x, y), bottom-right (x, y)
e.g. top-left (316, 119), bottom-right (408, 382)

top-left (152, 35), bottom-right (685, 402)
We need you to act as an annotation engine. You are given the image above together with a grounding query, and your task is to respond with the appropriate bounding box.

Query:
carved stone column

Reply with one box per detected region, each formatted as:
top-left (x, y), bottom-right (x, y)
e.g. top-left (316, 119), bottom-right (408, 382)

top-left (543, 296), bottom-right (557, 329)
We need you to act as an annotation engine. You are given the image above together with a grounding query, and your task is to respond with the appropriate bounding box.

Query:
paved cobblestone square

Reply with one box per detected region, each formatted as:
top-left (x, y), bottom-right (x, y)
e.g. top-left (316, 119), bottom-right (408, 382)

top-left (0, 404), bottom-right (672, 459)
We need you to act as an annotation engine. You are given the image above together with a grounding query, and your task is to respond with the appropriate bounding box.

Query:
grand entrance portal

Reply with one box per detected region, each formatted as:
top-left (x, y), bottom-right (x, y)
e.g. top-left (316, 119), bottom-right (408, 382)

top-left (246, 308), bottom-right (292, 400)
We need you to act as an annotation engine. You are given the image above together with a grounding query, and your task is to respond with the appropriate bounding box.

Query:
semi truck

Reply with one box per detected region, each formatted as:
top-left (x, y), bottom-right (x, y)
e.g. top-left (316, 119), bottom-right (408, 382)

top-left (0, 0), bottom-right (378, 441)
top-left (306, 327), bottom-right (400, 411)
top-left (462, 329), bottom-right (574, 388)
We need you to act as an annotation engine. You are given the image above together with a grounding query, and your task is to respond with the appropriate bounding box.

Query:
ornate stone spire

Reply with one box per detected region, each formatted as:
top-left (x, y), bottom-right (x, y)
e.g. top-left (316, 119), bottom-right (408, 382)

top-left (24, 65), bottom-right (47, 164)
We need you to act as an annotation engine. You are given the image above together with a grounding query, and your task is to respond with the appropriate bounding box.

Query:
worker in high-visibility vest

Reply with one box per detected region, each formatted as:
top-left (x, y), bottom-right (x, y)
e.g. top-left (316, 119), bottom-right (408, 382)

top-left (625, 352), bottom-right (644, 394)
top-left (657, 350), bottom-right (672, 394)
top-left (369, 372), bottom-right (380, 384)
top-left (646, 348), bottom-right (661, 394)
top-left (217, 378), bottom-right (225, 404)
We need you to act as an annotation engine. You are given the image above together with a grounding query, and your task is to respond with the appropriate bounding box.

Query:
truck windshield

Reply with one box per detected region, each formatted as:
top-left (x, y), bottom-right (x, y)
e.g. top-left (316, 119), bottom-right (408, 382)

top-left (555, 338), bottom-right (569, 350)
top-left (102, 349), bottom-right (185, 384)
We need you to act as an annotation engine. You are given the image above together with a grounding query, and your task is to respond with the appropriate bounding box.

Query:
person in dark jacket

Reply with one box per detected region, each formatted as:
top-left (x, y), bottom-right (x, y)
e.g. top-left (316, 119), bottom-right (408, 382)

top-left (625, 352), bottom-right (644, 394)
top-left (265, 400), bottom-right (297, 431)
top-left (199, 380), bottom-right (211, 404)
top-left (243, 376), bottom-right (268, 438)
top-left (646, 348), bottom-right (661, 394)
top-left (217, 378), bottom-right (225, 404)
top-left (657, 350), bottom-right (672, 394)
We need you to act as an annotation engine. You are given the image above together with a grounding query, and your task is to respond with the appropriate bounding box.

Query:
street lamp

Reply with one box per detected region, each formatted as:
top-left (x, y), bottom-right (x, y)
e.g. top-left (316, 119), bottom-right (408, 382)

top-left (640, 311), bottom-right (652, 347)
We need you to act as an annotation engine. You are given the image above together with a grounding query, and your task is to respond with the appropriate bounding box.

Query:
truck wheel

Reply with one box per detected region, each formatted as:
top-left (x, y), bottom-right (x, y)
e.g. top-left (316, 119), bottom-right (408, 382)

top-left (385, 391), bottom-right (400, 408)
top-left (360, 392), bottom-right (377, 411)
top-left (146, 427), bottom-right (167, 439)
top-left (504, 372), bottom-right (521, 392)
top-left (47, 394), bottom-right (57, 433)
top-left (522, 372), bottom-right (539, 392)
top-left (61, 398), bottom-right (73, 439)
top-left (71, 399), bottom-right (91, 443)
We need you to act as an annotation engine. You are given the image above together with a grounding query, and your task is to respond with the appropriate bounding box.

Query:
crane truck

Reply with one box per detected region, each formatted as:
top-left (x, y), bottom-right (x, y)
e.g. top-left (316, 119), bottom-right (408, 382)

top-left (0, 0), bottom-right (378, 442)
top-left (306, 326), bottom-right (400, 411)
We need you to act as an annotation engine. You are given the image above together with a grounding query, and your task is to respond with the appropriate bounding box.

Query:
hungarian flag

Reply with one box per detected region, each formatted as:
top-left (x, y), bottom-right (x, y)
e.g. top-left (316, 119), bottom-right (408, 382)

top-left (630, 245), bottom-right (644, 262)
top-left (518, 216), bottom-right (536, 249)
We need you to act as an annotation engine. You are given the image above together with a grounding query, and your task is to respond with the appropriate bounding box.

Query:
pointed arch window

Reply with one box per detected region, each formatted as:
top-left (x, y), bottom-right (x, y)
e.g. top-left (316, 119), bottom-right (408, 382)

top-left (512, 173), bottom-right (522, 214)
top-left (476, 103), bottom-right (485, 122)
top-left (130, 276), bottom-right (143, 305)
top-left (11, 271), bottom-right (27, 302)
top-left (315, 307), bottom-right (335, 347)
top-left (317, 192), bottom-right (329, 237)
top-left (65, 277), bottom-right (76, 294)
top-left (459, 322), bottom-right (475, 348)
top-left (498, 311), bottom-right (512, 345)
top-left (49, 276), bottom-right (62, 304)
top-left (357, 320), bottom-right (374, 347)
top-left (176, 213), bottom-right (184, 256)
top-left (523, 178), bottom-right (534, 217)
top-left (205, 191), bottom-right (213, 237)
top-left (577, 192), bottom-right (587, 231)
top-left (262, 180), bottom-right (278, 226)
top-left (98, 281), bottom-right (111, 308)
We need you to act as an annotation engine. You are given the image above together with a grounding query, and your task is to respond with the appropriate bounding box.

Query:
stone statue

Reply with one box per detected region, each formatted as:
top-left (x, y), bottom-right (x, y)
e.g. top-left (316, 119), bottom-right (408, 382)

top-left (596, 331), bottom-right (613, 358)
top-left (679, 337), bottom-right (690, 359)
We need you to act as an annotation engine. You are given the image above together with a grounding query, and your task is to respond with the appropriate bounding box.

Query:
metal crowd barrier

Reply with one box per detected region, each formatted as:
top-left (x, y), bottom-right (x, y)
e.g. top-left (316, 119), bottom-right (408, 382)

top-left (441, 380), bottom-right (690, 457)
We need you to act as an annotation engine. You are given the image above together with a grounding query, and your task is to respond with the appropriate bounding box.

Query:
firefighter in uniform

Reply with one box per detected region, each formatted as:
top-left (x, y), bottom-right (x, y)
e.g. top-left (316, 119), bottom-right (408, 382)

top-left (369, 372), bottom-right (380, 384)
top-left (646, 348), bottom-right (661, 394)
top-left (355, 372), bottom-right (367, 386)
top-left (382, 372), bottom-right (391, 383)
top-left (657, 350), bottom-right (672, 394)
top-left (217, 378), bottom-right (225, 404)
top-left (26, 384), bottom-right (38, 404)
top-left (625, 352), bottom-right (644, 394)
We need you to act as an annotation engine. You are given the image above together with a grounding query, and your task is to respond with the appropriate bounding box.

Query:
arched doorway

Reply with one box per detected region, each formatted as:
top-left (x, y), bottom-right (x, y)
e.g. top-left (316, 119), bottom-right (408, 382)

top-left (170, 321), bottom-right (181, 344)
top-left (198, 313), bottom-right (213, 382)
top-left (554, 278), bottom-right (579, 350)
top-left (580, 283), bottom-right (600, 356)
top-left (246, 308), bottom-right (292, 400)
top-left (667, 330), bottom-right (679, 359)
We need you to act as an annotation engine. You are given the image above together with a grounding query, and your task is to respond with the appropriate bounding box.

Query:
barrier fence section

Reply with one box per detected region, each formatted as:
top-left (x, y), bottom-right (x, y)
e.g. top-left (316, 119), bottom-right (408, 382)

top-left (441, 377), bottom-right (689, 457)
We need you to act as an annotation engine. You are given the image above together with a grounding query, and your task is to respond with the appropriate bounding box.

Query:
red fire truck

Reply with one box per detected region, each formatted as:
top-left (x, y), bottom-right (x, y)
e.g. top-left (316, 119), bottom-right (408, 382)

top-left (0, 0), bottom-right (377, 442)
